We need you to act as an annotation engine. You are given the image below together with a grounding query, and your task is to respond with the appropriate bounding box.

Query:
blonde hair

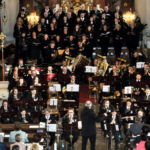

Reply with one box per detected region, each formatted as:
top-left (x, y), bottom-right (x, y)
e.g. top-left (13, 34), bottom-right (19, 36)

top-left (30, 143), bottom-right (39, 150)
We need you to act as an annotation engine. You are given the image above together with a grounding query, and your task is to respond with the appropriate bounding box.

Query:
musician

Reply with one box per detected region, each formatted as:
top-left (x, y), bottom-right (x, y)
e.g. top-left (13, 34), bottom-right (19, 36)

top-left (17, 109), bottom-right (31, 123)
top-left (41, 4), bottom-right (53, 19)
top-left (142, 87), bottom-right (150, 101)
top-left (48, 40), bottom-right (58, 64)
top-left (81, 101), bottom-right (101, 150)
top-left (30, 76), bottom-right (41, 87)
top-left (62, 46), bottom-right (73, 61)
top-left (100, 100), bottom-right (114, 135)
top-left (47, 66), bottom-right (56, 82)
top-left (103, 5), bottom-right (112, 24)
top-left (78, 4), bottom-right (88, 20)
top-left (142, 63), bottom-right (150, 80)
top-left (26, 69), bottom-right (38, 86)
top-left (62, 109), bottom-right (79, 149)
top-left (17, 77), bottom-right (27, 87)
top-left (136, 109), bottom-right (146, 123)
top-left (41, 34), bottom-right (50, 63)
top-left (113, 24), bottom-right (124, 57)
top-left (99, 25), bottom-right (111, 56)
top-left (40, 109), bottom-right (56, 147)
top-left (0, 100), bottom-right (12, 113)
top-left (126, 23), bottom-right (140, 56)
top-left (8, 87), bottom-right (23, 107)
top-left (106, 109), bottom-right (121, 150)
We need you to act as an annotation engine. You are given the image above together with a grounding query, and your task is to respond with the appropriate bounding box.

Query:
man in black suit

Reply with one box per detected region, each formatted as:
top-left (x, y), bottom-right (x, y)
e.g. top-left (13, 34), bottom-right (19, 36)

top-left (40, 109), bottom-right (56, 147)
top-left (81, 101), bottom-right (101, 150)
top-left (106, 109), bottom-right (121, 150)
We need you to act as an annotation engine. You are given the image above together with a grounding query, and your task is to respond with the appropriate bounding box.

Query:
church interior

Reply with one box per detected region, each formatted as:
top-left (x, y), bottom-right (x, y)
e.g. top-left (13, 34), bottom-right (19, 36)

top-left (0, 0), bottom-right (150, 150)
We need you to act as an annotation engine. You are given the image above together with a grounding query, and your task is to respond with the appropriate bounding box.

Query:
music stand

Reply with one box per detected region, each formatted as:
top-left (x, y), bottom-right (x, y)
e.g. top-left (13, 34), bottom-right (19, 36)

top-left (63, 123), bottom-right (78, 150)
top-left (66, 84), bottom-right (79, 92)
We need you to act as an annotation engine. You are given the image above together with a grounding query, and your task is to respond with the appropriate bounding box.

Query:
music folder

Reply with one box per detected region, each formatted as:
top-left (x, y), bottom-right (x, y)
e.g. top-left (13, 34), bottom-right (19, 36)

top-left (85, 66), bottom-right (97, 73)
top-left (0, 132), bottom-right (5, 142)
top-left (78, 121), bottom-right (82, 129)
top-left (50, 98), bottom-right (58, 106)
top-left (49, 84), bottom-right (61, 92)
top-left (102, 85), bottom-right (110, 93)
top-left (46, 124), bottom-right (57, 132)
top-left (67, 84), bottom-right (79, 92)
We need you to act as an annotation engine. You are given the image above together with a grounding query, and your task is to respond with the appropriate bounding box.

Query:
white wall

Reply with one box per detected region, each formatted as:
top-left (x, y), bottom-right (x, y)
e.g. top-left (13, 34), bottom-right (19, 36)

top-left (1, 0), bottom-right (19, 42)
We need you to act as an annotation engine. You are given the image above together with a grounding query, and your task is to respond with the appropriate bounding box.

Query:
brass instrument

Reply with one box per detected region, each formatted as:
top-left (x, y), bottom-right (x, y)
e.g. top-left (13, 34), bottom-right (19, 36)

top-left (65, 56), bottom-right (75, 66)
top-left (95, 54), bottom-right (109, 76)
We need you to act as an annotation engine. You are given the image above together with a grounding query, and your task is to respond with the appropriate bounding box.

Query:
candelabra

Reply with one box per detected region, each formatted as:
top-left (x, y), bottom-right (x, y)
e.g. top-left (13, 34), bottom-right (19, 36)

top-left (0, 32), bottom-right (6, 81)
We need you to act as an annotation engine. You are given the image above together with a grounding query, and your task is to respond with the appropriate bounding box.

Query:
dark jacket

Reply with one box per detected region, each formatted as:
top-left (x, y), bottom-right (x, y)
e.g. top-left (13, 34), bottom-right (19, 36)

top-left (81, 107), bottom-right (100, 136)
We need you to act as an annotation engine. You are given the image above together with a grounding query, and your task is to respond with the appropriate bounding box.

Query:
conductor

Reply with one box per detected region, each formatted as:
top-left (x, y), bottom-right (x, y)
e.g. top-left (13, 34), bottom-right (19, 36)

top-left (81, 101), bottom-right (100, 150)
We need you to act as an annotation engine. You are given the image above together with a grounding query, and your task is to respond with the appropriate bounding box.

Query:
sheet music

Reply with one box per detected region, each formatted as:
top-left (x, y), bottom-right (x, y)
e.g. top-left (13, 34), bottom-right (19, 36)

top-left (124, 86), bottom-right (133, 94)
top-left (104, 124), bottom-right (107, 130)
top-left (49, 84), bottom-right (61, 92)
top-left (39, 122), bottom-right (46, 128)
top-left (67, 84), bottom-right (79, 92)
top-left (78, 121), bottom-right (82, 129)
top-left (50, 98), bottom-right (58, 106)
top-left (115, 125), bottom-right (119, 131)
top-left (136, 62), bottom-right (145, 69)
top-left (46, 124), bottom-right (57, 132)
top-left (102, 85), bottom-right (110, 92)
top-left (85, 66), bottom-right (97, 73)
top-left (63, 100), bottom-right (75, 102)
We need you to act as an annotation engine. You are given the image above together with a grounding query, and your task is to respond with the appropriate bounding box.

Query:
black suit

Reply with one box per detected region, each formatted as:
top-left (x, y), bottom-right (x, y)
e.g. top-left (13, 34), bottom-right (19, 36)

top-left (17, 114), bottom-right (31, 123)
top-left (62, 115), bottom-right (79, 146)
top-left (106, 115), bottom-right (121, 150)
top-left (40, 114), bottom-right (56, 146)
top-left (81, 107), bottom-right (100, 150)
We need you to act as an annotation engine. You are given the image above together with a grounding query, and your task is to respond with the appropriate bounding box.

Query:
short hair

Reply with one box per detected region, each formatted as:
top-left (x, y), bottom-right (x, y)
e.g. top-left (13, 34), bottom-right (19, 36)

top-left (30, 143), bottom-right (39, 150)
top-left (15, 134), bottom-right (22, 142)
top-left (12, 145), bottom-right (20, 150)
top-left (85, 101), bottom-right (92, 109)
top-left (14, 122), bottom-right (21, 131)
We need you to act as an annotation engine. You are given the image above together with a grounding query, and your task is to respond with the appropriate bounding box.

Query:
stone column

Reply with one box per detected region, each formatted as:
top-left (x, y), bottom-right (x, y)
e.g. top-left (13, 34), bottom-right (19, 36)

top-left (135, 0), bottom-right (150, 32)
top-left (1, 0), bottom-right (19, 42)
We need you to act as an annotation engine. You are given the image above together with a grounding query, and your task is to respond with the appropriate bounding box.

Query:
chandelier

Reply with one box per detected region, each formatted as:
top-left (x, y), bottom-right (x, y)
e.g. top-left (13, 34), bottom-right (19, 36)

top-left (27, 11), bottom-right (39, 25)
top-left (27, 0), bottom-right (39, 25)
top-left (123, 11), bottom-right (136, 24)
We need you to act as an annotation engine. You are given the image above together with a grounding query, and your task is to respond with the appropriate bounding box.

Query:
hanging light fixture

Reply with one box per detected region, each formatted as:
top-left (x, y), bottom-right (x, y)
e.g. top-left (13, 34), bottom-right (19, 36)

top-left (123, 10), bottom-right (136, 25)
top-left (27, 0), bottom-right (40, 25)
top-left (2, 1), bottom-right (8, 24)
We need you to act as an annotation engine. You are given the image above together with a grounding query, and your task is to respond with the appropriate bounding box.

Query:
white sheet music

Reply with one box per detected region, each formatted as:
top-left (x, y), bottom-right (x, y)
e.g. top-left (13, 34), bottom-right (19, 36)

top-left (85, 66), bottom-right (97, 73)
top-left (49, 84), bottom-right (61, 92)
top-left (102, 85), bottom-right (110, 92)
top-left (63, 100), bottom-right (76, 102)
top-left (67, 84), bottom-right (79, 92)
top-left (50, 98), bottom-right (58, 106)
top-left (104, 124), bottom-right (107, 130)
top-left (39, 122), bottom-right (46, 128)
top-left (78, 121), bottom-right (82, 129)
top-left (47, 124), bottom-right (57, 132)
top-left (136, 62), bottom-right (145, 69)
top-left (124, 86), bottom-right (133, 94)
top-left (115, 125), bottom-right (119, 131)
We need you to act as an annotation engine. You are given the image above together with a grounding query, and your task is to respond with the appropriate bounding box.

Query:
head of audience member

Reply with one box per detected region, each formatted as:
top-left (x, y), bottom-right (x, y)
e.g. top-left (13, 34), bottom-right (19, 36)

top-left (14, 122), bottom-right (21, 131)
top-left (30, 143), bottom-right (39, 150)
top-left (85, 101), bottom-right (92, 109)
top-left (12, 145), bottom-right (20, 150)
top-left (15, 134), bottom-right (22, 143)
